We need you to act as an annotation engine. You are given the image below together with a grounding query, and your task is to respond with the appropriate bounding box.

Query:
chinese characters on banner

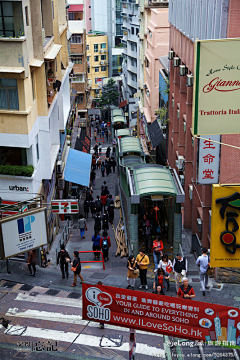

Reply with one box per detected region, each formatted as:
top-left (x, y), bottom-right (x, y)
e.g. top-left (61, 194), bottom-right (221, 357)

top-left (82, 283), bottom-right (240, 345)
top-left (198, 135), bottom-right (220, 184)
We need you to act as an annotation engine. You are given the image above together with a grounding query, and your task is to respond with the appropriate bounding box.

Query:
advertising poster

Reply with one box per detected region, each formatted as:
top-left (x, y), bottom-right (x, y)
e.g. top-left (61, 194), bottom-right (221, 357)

top-left (0, 208), bottom-right (48, 258)
top-left (211, 185), bottom-right (240, 267)
top-left (192, 38), bottom-right (240, 135)
top-left (82, 283), bottom-right (240, 345)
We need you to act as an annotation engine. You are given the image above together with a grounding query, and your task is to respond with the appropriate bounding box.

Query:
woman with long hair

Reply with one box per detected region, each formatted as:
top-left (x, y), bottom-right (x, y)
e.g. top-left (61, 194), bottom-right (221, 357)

top-left (71, 251), bottom-right (84, 287)
top-left (153, 267), bottom-right (168, 295)
top-left (127, 255), bottom-right (139, 290)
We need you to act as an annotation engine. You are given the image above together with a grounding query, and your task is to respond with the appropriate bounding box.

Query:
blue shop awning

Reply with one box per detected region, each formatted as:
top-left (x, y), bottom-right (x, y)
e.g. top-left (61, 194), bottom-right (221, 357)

top-left (64, 148), bottom-right (91, 187)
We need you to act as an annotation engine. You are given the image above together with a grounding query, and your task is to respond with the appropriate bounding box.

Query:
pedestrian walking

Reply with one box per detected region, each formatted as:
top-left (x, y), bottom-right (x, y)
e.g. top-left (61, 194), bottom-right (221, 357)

top-left (57, 244), bottom-right (71, 279)
top-left (102, 211), bottom-right (109, 231)
top-left (92, 231), bottom-right (101, 260)
top-left (101, 163), bottom-right (105, 177)
top-left (100, 231), bottom-right (111, 260)
top-left (173, 253), bottom-right (188, 292)
top-left (26, 249), bottom-right (37, 276)
top-left (95, 195), bottom-right (102, 213)
top-left (90, 169), bottom-right (96, 186)
top-left (94, 130), bottom-right (97, 142)
top-left (107, 200), bottom-right (115, 224)
top-left (143, 220), bottom-right (153, 254)
top-left (98, 157), bottom-right (101, 170)
top-left (78, 214), bottom-right (87, 239)
top-left (90, 198), bottom-right (95, 218)
top-left (136, 248), bottom-right (150, 290)
top-left (177, 278), bottom-right (195, 300)
top-left (152, 236), bottom-right (163, 270)
top-left (157, 254), bottom-right (172, 290)
top-left (153, 267), bottom-right (168, 295)
top-left (101, 181), bottom-right (106, 194)
top-left (104, 186), bottom-right (109, 196)
top-left (127, 255), bottom-right (139, 289)
top-left (84, 199), bottom-right (90, 219)
top-left (92, 156), bottom-right (96, 170)
top-left (111, 156), bottom-right (116, 173)
top-left (196, 247), bottom-right (210, 296)
top-left (98, 143), bottom-right (102, 155)
top-left (94, 212), bottom-right (102, 233)
top-left (71, 251), bottom-right (84, 286)
top-left (100, 192), bottom-right (107, 212)
top-left (106, 146), bottom-right (111, 158)
top-left (106, 161), bottom-right (110, 176)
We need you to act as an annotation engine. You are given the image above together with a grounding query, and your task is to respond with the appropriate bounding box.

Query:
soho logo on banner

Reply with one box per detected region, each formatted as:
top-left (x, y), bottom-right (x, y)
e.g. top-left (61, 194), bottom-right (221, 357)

top-left (86, 287), bottom-right (112, 321)
top-left (198, 135), bottom-right (220, 184)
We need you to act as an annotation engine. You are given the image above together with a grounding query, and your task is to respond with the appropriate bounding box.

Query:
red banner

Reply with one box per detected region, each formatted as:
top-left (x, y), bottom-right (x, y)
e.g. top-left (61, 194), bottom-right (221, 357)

top-left (82, 283), bottom-right (240, 344)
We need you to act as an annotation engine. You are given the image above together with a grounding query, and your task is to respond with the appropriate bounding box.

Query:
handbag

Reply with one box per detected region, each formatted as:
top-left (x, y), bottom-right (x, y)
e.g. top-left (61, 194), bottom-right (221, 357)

top-left (85, 226), bottom-right (88, 231)
top-left (206, 266), bottom-right (214, 276)
top-left (134, 269), bottom-right (139, 275)
top-left (166, 264), bottom-right (173, 273)
top-left (71, 259), bottom-right (79, 272)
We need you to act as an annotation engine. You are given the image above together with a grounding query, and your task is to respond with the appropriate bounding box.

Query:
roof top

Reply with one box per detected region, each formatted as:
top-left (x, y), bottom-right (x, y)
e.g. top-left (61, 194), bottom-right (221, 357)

top-left (120, 136), bottom-right (142, 154)
top-left (131, 165), bottom-right (177, 199)
top-left (112, 109), bottom-right (122, 117)
top-left (116, 129), bottom-right (131, 138)
top-left (121, 155), bottom-right (145, 167)
top-left (113, 116), bottom-right (125, 123)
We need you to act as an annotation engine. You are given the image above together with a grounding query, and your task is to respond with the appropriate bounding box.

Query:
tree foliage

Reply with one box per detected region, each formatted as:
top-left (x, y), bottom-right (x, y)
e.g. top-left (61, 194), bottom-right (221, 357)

top-left (98, 78), bottom-right (119, 110)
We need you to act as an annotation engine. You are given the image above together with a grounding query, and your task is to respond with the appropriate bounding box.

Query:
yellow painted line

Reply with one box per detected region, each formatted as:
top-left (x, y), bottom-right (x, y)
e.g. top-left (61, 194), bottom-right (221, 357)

top-left (83, 266), bottom-right (91, 269)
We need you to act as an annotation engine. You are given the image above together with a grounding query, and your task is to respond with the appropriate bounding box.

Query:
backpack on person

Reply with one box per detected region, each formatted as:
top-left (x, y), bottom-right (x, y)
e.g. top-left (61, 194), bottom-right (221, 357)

top-left (101, 165), bottom-right (105, 172)
top-left (102, 237), bottom-right (108, 250)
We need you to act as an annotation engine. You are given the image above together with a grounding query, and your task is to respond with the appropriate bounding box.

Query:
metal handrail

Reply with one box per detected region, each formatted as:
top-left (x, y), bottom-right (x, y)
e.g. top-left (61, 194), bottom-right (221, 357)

top-left (78, 250), bottom-right (105, 270)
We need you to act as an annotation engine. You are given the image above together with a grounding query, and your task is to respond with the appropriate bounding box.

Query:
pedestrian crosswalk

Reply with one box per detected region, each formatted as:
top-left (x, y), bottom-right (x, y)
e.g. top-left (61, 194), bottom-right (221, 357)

top-left (0, 288), bottom-right (165, 359)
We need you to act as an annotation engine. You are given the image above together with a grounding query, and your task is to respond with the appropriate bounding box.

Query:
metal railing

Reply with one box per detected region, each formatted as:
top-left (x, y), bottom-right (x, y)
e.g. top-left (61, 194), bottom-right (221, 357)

top-left (55, 220), bottom-right (70, 263)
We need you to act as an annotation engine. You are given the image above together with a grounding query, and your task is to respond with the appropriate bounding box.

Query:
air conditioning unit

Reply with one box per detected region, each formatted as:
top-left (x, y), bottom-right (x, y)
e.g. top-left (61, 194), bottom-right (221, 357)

top-left (58, 177), bottom-right (65, 189)
top-left (172, 98), bottom-right (174, 108)
top-left (104, 49), bottom-right (107, 53)
top-left (183, 121), bottom-right (186, 132)
top-left (180, 175), bottom-right (185, 186)
top-left (189, 184), bottom-right (193, 200)
top-left (143, 83), bottom-right (147, 89)
top-left (56, 160), bottom-right (63, 174)
top-left (197, 218), bottom-right (202, 233)
top-left (100, 49), bottom-right (104, 53)
top-left (177, 155), bottom-right (185, 170)
top-left (146, 89), bottom-right (150, 97)
top-left (100, 61), bottom-right (104, 64)
top-left (139, 18), bottom-right (142, 22)
top-left (104, 61), bottom-right (108, 64)
top-left (177, 109), bottom-right (180, 119)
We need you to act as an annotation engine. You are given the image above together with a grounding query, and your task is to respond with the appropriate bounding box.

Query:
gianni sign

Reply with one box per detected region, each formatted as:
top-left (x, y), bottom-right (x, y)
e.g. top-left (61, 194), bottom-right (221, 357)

top-left (192, 38), bottom-right (240, 135)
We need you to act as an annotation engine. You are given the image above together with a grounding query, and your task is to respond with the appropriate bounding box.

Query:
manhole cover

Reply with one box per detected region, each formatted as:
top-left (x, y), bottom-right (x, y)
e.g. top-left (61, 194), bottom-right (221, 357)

top-left (192, 278), bottom-right (200, 282)
top-left (45, 289), bottom-right (60, 296)
top-left (29, 292), bottom-right (39, 297)
top-left (19, 284), bottom-right (34, 291)
top-left (67, 292), bottom-right (81, 299)
top-left (2, 281), bottom-right (17, 288)
top-left (89, 273), bottom-right (109, 279)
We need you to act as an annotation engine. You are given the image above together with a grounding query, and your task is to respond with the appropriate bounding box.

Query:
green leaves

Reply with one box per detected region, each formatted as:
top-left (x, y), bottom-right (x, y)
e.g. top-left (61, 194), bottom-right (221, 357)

top-left (0, 165), bottom-right (34, 177)
top-left (98, 78), bottom-right (119, 109)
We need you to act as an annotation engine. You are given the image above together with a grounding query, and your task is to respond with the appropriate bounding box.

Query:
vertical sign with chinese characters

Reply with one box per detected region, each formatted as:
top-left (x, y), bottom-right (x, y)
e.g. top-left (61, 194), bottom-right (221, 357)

top-left (198, 135), bottom-right (220, 184)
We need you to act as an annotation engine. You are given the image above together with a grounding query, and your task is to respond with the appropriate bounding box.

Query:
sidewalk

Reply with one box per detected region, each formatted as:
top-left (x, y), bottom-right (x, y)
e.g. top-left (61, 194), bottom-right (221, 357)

top-left (1, 132), bottom-right (240, 309)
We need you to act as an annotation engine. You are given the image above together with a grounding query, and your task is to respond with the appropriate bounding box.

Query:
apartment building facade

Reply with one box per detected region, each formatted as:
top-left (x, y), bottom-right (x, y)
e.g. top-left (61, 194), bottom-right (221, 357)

top-left (121, 0), bottom-right (140, 126)
top-left (167, 0), bottom-right (240, 254)
top-left (0, 0), bottom-right (71, 242)
top-left (91, 0), bottom-right (123, 77)
top-left (67, 2), bottom-right (88, 125)
top-left (87, 33), bottom-right (108, 106)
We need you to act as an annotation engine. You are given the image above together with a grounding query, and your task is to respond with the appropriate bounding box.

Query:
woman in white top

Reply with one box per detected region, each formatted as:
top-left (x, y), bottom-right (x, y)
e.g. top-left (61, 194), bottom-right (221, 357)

top-left (158, 253), bottom-right (172, 291)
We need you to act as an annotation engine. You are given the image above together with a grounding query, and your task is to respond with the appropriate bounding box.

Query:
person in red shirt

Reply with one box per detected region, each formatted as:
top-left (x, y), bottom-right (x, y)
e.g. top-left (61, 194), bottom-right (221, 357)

top-left (177, 278), bottom-right (195, 299)
top-left (152, 236), bottom-right (164, 270)
top-left (100, 231), bottom-right (111, 261)
top-left (100, 192), bottom-right (107, 212)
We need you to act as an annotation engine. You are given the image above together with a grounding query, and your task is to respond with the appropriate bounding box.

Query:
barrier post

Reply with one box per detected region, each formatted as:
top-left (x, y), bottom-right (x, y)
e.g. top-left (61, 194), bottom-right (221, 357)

top-left (129, 328), bottom-right (136, 360)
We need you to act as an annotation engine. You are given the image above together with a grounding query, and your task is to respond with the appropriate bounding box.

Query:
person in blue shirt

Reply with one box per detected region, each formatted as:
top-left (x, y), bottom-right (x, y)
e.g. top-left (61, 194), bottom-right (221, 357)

top-left (196, 247), bottom-right (210, 296)
top-left (92, 231), bottom-right (101, 260)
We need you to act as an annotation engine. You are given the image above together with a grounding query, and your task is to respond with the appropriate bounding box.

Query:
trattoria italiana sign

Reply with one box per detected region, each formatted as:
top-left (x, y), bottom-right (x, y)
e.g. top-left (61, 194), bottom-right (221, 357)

top-left (51, 200), bottom-right (78, 214)
top-left (192, 38), bottom-right (240, 135)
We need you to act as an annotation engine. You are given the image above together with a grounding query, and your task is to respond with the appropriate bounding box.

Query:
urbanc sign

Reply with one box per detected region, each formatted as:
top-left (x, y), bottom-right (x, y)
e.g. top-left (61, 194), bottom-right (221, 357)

top-left (9, 185), bottom-right (29, 192)
top-left (192, 38), bottom-right (240, 135)
top-left (211, 185), bottom-right (240, 267)
top-left (82, 283), bottom-right (240, 345)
